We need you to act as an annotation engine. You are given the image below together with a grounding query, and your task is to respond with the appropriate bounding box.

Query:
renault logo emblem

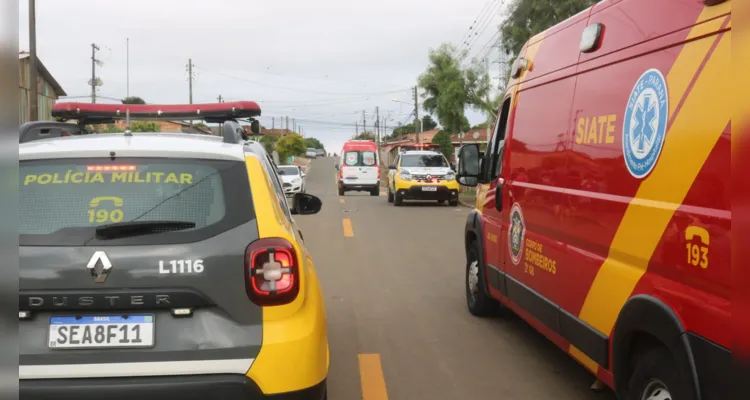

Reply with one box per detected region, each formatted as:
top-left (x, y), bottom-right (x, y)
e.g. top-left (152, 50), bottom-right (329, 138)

top-left (87, 251), bottom-right (112, 283)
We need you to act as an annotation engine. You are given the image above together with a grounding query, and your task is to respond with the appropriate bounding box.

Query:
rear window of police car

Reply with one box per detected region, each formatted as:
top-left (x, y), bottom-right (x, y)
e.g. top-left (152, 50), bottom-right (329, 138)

top-left (19, 158), bottom-right (254, 246)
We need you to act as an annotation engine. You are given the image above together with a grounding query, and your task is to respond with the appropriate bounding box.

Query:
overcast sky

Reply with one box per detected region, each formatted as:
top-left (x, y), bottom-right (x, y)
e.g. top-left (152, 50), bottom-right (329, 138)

top-left (19, 0), bottom-right (506, 152)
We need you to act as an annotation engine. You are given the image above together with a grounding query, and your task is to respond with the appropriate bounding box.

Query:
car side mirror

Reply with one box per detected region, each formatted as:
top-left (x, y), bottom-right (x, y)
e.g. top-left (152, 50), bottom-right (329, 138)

top-left (292, 193), bottom-right (322, 215)
top-left (457, 144), bottom-right (480, 187)
top-left (388, 164), bottom-right (396, 170)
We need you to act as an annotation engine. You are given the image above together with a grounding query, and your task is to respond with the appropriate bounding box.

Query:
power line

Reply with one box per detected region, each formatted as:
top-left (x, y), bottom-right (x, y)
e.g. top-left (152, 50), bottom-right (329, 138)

top-left (461, 0), bottom-right (506, 62)
top-left (194, 66), bottom-right (411, 96)
top-left (455, 0), bottom-right (501, 57)
top-left (453, 0), bottom-right (498, 57)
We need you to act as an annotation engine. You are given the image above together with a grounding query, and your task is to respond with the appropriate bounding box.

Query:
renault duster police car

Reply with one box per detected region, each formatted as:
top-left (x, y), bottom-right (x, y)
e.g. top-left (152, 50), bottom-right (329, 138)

top-left (18, 102), bottom-right (329, 400)
top-left (387, 150), bottom-right (459, 206)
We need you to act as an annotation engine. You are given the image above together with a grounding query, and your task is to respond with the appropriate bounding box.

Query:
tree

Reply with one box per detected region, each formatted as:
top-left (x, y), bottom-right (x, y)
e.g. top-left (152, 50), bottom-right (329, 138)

top-left (431, 130), bottom-right (454, 160)
top-left (418, 43), bottom-right (491, 135)
top-left (421, 115), bottom-right (438, 131)
top-left (500, 0), bottom-right (597, 57)
top-left (130, 121), bottom-right (160, 132)
top-left (471, 122), bottom-right (489, 130)
top-left (122, 96), bottom-right (146, 104)
top-left (353, 132), bottom-right (376, 141)
top-left (259, 134), bottom-right (280, 154)
top-left (274, 134), bottom-right (307, 161)
top-left (304, 137), bottom-right (325, 152)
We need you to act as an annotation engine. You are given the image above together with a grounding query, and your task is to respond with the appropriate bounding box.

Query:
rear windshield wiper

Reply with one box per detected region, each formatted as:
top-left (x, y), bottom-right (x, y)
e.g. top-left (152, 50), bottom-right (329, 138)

top-left (95, 220), bottom-right (196, 239)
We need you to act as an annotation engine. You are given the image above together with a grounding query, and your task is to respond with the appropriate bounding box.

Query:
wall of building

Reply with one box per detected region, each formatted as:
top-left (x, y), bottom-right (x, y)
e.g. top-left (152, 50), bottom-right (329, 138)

top-left (18, 58), bottom-right (60, 123)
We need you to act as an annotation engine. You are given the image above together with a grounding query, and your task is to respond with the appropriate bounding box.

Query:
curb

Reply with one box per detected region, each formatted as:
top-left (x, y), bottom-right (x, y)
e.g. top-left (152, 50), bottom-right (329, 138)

top-left (458, 199), bottom-right (475, 208)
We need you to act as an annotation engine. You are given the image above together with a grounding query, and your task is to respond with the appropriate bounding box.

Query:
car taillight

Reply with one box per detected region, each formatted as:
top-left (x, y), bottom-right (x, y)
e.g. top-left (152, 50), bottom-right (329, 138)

top-left (340, 167), bottom-right (344, 179)
top-left (245, 238), bottom-right (300, 307)
top-left (377, 168), bottom-right (381, 180)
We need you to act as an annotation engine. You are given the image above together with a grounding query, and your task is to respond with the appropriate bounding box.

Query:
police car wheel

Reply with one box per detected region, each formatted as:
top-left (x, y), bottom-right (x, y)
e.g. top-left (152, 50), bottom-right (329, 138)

top-left (449, 199), bottom-right (458, 207)
top-left (394, 191), bottom-right (403, 206)
top-left (438, 200), bottom-right (446, 204)
top-left (628, 347), bottom-right (693, 400)
top-left (466, 240), bottom-right (497, 317)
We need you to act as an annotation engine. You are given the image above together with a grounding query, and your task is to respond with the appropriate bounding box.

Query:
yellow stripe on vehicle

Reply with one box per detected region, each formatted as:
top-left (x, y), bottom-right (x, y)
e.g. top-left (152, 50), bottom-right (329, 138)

top-left (575, 23), bottom-right (730, 345)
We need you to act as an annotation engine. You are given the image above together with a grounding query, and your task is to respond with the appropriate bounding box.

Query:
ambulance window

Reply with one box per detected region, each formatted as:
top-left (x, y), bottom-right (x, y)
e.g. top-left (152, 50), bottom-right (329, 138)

top-left (489, 98), bottom-right (511, 180)
top-left (362, 151), bottom-right (377, 166)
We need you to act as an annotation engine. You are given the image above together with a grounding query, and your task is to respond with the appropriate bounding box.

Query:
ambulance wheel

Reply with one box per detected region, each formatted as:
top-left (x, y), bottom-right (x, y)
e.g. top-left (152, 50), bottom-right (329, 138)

top-left (338, 187), bottom-right (345, 196)
top-left (394, 191), bottom-right (403, 206)
top-left (370, 187), bottom-right (379, 196)
top-left (628, 347), bottom-right (694, 400)
top-left (466, 240), bottom-right (498, 317)
top-left (387, 187), bottom-right (394, 203)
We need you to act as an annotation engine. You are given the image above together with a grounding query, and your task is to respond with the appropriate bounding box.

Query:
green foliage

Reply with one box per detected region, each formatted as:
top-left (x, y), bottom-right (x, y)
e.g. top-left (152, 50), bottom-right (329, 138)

top-left (274, 134), bottom-right (307, 161)
top-left (100, 123), bottom-right (123, 133)
top-left (259, 134), bottom-right (280, 154)
top-left (122, 96), bottom-right (146, 104)
top-left (500, 0), bottom-right (597, 57)
top-left (387, 116), bottom-right (438, 140)
top-left (130, 121), bottom-right (161, 132)
top-left (418, 43), bottom-right (492, 135)
top-left (421, 115), bottom-right (438, 131)
top-left (431, 130), bottom-right (454, 160)
top-left (304, 137), bottom-right (325, 153)
top-left (353, 132), bottom-right (376, 141)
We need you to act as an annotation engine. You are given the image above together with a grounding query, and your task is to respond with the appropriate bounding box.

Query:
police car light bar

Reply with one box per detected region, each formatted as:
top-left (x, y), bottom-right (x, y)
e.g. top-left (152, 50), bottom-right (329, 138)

top-left (51, 101), bottom-right (261, 123)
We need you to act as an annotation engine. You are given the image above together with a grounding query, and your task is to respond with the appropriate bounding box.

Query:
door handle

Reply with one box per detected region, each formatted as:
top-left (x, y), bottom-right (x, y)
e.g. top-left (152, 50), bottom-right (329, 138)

top-left (495, 178), bottom-right (504, 212)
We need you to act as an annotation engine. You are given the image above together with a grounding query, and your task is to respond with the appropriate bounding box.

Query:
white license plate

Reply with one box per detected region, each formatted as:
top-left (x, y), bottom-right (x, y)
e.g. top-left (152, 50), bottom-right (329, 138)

top-left (48, 315), bottom-right (155, 349)
top-left (422, 186), bottom-right (438, 192)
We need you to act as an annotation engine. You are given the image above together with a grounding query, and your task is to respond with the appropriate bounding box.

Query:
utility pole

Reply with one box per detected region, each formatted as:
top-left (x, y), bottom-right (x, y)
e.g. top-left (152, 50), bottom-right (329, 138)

top-left (356, 122), bottom-right (359, 135)
top-left (375, 106), bottom-right (380, 145)
top-left (293, 118), bottom-right (296, 133)
top-left (186, 59), bottom-right (195, 104)
top-left (28, 0), bottom-right (38, 120)
top-left (217, 94), bottom-right (224, 103)
top-left (90, 43), bottom-right (101, 103)
top-left (126, 38), bottom-right (130, 98)
top-left (272, 117), bottom-right (275, 130)
top-left (362, 110), bottom-right (367, 134)
top-left (413, 86), bottom-right (421, 145)
top-left (485, 58), bottom-right (492, 141)
top-left (285, 116), bottom-right (289, 131)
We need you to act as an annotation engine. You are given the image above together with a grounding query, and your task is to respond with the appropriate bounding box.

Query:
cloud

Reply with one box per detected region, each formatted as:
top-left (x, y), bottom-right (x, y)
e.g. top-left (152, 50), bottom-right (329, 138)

top-left (19, 0), bottom-right (498, 150)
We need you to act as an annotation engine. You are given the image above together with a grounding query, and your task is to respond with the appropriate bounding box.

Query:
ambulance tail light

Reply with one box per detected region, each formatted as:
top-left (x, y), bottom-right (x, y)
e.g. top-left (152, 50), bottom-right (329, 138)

top-left (245, 238), bottom-right (300, 307)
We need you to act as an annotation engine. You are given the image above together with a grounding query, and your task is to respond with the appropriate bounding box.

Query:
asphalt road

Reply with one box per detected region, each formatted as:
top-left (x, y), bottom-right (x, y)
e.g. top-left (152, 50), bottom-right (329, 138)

top-left (294, 157), bottom-right (617, 400)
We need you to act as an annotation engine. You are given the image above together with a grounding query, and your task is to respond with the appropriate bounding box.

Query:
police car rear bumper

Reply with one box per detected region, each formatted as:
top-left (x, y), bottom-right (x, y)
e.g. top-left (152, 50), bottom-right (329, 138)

top-left (21, 375), bottom-right (327, 400)
top-left (397, 186), bottom-right (458, 201)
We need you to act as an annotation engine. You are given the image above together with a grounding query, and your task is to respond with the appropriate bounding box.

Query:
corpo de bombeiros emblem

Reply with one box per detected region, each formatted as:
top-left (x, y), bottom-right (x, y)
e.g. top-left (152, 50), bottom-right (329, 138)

top-left (622, 68), bottom-right (669, 179)
top-left (508, 203), bottom-right (525, 265)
